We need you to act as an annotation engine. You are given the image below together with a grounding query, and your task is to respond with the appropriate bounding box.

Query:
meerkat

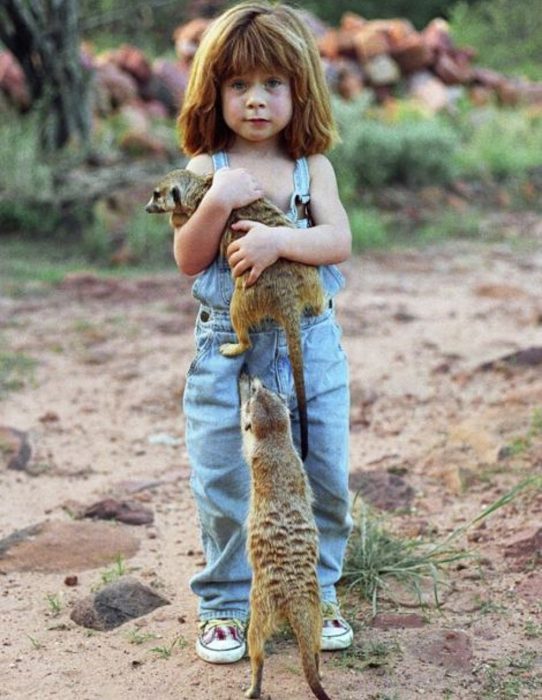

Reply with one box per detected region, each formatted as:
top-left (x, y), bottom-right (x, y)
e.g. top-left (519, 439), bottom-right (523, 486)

top-left (146, 169), bottom-right (325, 460)
top-left (239, 374), bottom-right (331, 700)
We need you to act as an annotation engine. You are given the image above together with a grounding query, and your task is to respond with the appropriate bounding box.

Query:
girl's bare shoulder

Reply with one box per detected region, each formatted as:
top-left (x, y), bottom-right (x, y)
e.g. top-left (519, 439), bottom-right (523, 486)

top-left (186, 153), bottom-right (214, 176)
top-left (307, 153), bottom-right (338, 188)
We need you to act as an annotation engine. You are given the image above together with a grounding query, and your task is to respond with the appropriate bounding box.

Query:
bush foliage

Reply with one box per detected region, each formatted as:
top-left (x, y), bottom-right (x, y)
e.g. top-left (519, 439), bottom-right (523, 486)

top-left (330, 97), bottom-right (459, 189)
top-left (449, 0), bottom-right (542, 80)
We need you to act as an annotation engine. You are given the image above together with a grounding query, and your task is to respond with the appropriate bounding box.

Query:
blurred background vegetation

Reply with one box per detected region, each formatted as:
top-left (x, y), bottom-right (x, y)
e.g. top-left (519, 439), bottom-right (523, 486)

top-left (1, 0), bottom-right (542, 279)
top-left (74, 0), bottom-right (542, 78)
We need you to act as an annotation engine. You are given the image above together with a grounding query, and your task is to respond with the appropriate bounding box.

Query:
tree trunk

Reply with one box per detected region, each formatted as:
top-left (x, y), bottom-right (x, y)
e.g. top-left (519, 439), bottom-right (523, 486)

top-left (0, 0), bottom-right (91, 152)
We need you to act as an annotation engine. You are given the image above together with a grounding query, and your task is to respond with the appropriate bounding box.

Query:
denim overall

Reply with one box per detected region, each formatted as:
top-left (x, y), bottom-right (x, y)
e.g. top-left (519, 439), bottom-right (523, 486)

top-left (183, 151), bottom-right (352, 622)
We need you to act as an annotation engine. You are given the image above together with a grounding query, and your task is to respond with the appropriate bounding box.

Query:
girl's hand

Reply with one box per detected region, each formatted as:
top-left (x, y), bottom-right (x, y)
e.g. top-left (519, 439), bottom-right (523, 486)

top-left (227, 221), bottom-right (286, 287)
top-left (208, 168), bottom-right (264, 211)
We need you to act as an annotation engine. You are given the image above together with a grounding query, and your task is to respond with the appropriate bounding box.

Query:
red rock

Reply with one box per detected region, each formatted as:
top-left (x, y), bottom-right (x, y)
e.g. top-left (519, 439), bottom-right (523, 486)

top-left (472, 67), bottom-right (507, 89)
top-left (352, 24), bottom-right (390, 62)
top-left (173, 18), bottom-right (210, 64)
top-left (340, 12), bottom-right (367, 34)
top-left (434, 52), bottom-right (472, 85)
top-left (152, 58), bottom-right (189, 110)
top-left (318, 29), bottom-right (341, 60)
top-left (504, 527), bottom-right (542, 559)
top-left (83, 498), bottom-right (154, 526)
top-left (336, 61), bottom-right (365, 100)
top-left (422, 18), bottom-right (454, 54)
top-left (94, 61), bottom-right (138, 113)
top-left (392, 33), bottom-right (432, 73)
top-left (0, 51), bottom-right (31, 110)
top-left (118, 130), bottom-right (169, 158)
top-left (111, 44), bottom-right (152, 84)
top-left (376, 19), bottom-right (415, 50)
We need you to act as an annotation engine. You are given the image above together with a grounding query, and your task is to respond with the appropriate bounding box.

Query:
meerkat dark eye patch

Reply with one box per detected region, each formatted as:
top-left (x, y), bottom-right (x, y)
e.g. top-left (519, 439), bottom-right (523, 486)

top-left (171, 186), bottom-right (181, 204)
top-left (244, 421), bottom-right (252, 431)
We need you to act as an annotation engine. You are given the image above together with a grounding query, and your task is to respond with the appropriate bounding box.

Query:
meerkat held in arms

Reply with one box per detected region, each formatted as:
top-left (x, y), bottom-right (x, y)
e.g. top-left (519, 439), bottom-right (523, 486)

top-left (239, 375), bottom-right (331, 700)
top-left (146, 169), bottom-right (325, 460)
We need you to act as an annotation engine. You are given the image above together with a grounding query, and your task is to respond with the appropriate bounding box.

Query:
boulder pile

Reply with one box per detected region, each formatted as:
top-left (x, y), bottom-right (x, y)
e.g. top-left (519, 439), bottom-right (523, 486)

top-left (1, 10), bottom-right (541, 148)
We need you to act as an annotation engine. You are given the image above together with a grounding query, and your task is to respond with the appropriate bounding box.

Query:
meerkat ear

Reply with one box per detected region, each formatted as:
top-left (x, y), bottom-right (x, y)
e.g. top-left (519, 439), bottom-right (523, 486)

top-left (171, 185), bottom-right (181, 204)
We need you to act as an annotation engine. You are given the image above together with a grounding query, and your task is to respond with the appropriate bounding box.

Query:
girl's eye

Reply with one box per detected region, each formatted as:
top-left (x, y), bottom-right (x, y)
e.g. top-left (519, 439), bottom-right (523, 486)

top-left (266, 78), bottom-right (282, 88)
top-left (230, 80), bottom-right (246, 91)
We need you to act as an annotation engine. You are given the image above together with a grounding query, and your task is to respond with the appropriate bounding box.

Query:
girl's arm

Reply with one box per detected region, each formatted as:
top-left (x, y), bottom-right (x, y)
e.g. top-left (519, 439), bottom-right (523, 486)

top-left (172, 155), bottom-right (264, 276)
top-left (227, 154), bottom-right (351, 286)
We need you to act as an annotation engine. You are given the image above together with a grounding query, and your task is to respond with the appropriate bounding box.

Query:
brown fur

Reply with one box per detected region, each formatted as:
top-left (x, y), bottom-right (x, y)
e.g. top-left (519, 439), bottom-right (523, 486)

top-left (239, 375), bottom-right (331, 700)
top-left (145, 169), bottom-right (325, 460)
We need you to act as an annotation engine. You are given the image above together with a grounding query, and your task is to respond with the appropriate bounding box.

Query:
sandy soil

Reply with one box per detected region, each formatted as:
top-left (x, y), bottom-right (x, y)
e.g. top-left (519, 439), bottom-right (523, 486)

top-left (1, 237), bottom-right (541, 700)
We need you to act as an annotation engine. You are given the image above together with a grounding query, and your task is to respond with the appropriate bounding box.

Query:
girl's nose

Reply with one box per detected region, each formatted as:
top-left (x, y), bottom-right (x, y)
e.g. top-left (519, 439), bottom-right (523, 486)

top-left (246, 85), bottom-right (266, 107)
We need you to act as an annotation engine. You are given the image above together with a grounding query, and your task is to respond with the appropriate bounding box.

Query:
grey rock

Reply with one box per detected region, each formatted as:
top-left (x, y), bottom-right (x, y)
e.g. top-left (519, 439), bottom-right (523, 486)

top-left (70, 577), bottom-right (170, 630)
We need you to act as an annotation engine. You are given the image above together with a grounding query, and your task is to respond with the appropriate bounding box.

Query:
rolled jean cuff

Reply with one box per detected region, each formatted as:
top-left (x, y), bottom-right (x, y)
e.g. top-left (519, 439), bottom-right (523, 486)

top-left (320, 586), bottom-right (338, 604)
top-left (199, 609), bottom-right (249, 623)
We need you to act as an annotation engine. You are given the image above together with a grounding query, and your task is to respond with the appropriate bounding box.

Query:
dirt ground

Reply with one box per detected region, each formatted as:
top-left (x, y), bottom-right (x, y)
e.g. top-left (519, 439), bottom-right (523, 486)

top-left (1, 234), bottom-right (541, 700)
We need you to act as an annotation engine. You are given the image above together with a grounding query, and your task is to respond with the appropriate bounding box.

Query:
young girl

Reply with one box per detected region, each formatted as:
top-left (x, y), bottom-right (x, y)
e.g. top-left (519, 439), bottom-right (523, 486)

top-left (174, 1), bottom-right (353, 664)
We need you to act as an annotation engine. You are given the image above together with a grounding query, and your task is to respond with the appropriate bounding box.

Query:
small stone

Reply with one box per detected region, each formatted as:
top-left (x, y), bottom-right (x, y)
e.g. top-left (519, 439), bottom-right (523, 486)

top-left (504, 527), bottom-right (542, 558)
top-left (70, 577), bottom-right (170, 630)
top-left (0, 427), bottom-right (32, 472)
top-left (83, 498), bottom-right (154, 526)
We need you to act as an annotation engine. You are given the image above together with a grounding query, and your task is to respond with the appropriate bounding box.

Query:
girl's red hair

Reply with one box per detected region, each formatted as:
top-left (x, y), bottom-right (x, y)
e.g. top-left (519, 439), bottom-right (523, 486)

top-left (178, 1), bottom-right (338, 159)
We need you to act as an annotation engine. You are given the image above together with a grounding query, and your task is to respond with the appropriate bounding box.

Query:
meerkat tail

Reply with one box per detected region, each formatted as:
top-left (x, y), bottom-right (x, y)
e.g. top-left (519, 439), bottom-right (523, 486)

top-left (282, 313), bottom-right (308, 460)
top-left (301, 653), bottom-right (331, 700)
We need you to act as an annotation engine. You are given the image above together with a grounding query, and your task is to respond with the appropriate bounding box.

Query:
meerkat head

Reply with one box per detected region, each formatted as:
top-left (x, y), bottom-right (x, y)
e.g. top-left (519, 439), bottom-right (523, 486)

top-left (239, 375), bottom-right (290, 447)
top-left (145, 169), bottom-right (211, 217)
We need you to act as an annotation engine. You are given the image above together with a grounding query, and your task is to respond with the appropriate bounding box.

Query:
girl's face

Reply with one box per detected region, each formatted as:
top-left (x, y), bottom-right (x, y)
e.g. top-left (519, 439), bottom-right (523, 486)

top-left (220, 70), bottom-right (293, 147)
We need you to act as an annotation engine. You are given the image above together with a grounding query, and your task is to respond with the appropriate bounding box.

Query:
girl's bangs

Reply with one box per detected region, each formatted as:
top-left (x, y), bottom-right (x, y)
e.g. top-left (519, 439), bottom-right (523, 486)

top-left (217, 28), bottom-right (297, 80)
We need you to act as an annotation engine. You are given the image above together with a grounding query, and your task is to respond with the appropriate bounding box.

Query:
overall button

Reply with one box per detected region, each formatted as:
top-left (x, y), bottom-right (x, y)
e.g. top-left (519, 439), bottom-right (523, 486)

top-left (200, 310), bottom-right (210, 322)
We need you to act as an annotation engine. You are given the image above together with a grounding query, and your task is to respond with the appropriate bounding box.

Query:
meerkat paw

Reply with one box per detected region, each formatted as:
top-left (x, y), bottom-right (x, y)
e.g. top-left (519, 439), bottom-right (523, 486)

top-left (220, 342), bottom-right (249, 357)
top-left (245, 688), bottom-right (261, 699)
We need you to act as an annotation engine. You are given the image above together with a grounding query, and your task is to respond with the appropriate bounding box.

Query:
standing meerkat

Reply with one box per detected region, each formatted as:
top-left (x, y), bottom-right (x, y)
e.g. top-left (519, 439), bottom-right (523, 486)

top-left (146, 169), bottom-right (325, 460)
top-left (239, 374), bottom-right (331, 700)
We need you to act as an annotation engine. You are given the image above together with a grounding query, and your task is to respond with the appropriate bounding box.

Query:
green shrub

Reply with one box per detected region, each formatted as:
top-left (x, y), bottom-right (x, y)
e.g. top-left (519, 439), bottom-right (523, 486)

top-left (455, 107), bottom-right (542, 179)
top-left (449, 0), bottom-right (542, 81)
top-left (125, 209), bottom-right (173, 266)
top-left (331, 98), bottom-right (460, 189)
top-left (418, 209), bottom-right (482, 242)
top-left (349, 207), bottom-right (390, 250)
top-left (0, 112), bottom-right (53, 199)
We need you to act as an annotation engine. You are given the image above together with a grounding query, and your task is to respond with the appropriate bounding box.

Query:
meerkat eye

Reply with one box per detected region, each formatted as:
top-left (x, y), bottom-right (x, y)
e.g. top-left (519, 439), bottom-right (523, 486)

top-left (153, 189), bottom-right (160, 198)
top-left (171, 186), bottom-right (181, 204)
top-left (244, 421), bottom-right (252, 431)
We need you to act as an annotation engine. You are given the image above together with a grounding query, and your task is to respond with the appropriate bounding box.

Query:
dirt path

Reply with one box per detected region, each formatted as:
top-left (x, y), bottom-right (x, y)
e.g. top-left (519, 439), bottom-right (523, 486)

top-left (1, 239), bottom-right (541, 700)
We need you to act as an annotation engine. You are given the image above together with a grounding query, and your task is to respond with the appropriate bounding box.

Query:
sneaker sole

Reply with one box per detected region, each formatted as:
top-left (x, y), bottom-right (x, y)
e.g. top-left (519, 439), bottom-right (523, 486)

top-left (195, 640), bottom-right (247, 664)
top-left (320, 629), bottom-right (354, 651)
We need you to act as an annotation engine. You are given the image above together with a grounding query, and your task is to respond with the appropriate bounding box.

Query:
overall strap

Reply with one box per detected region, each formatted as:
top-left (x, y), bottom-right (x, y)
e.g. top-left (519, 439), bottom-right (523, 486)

top-left (289, 156), bottom-right (311, 226)
top-left (211, 151), bottom-right (229, 171)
